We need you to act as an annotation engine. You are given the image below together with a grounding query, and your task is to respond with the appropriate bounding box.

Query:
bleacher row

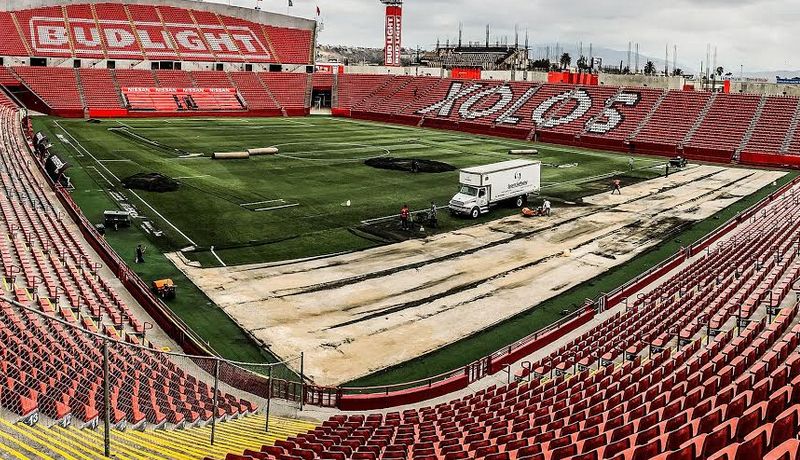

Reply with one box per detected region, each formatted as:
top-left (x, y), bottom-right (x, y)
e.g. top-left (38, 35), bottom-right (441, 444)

top-left (0, 3), bottom-right (313, 64)
top-left (0, 98), bottom-right (255, 429)
top-left (219, 185), bottom-right (800, 459)
top-left (3, 66), bottom-right (309, 116)
top-left (334, 74), bottom-right (800, 163)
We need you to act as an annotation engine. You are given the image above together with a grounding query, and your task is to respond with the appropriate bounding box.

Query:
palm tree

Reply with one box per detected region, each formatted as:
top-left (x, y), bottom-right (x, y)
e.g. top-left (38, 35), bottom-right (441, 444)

top-left (559, 53), bottom-right (572, 70)
top-left (715, 66), bottom-right (724, 77)
top-left (643, 61), bottom-right (656, 76)
top-left (576, 55), bottom-right (588, 71)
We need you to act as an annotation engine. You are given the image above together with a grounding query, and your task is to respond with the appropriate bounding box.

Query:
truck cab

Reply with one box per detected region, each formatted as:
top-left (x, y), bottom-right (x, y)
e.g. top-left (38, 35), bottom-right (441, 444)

top-left (450, 185), bottom-right (491, 219)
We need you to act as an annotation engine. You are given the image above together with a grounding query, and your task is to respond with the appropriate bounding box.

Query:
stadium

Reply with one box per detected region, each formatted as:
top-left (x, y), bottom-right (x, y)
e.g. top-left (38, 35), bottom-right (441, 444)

top-left (0, 0), bottom-right (800, 459)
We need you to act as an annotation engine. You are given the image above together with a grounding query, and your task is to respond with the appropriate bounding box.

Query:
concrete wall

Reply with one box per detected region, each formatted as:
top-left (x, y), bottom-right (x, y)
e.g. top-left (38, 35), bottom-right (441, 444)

top-left (341, 66), bottom-right (549, 82)
top-left (343, 65), bottom-right (447, 77)
top-left (1, 0), bottom-right (316, 31)
top-left (731, 81), bottom-right (800, 97)
top-left (598, 74), bottom-right (685, 90)
top-left (480, 70), bottom-right (548, 82)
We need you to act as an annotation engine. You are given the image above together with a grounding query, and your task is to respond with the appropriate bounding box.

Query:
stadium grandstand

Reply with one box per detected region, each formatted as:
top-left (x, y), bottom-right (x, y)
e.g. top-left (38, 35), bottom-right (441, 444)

top-left (2, 0), bottom-right (800, 460)
top-left (420, 45), bottom-right (529, 71)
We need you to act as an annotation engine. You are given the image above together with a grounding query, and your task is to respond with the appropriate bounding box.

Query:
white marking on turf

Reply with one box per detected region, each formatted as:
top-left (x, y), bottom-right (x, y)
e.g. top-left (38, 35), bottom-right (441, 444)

top-left (210, 246), bottom-right (226, 267)
top-left (254, 203), bottom-right (300, 212)
top-left (240, 199), bottom-right (285, 207)
top-left (86, 166), bottom-right (115, 187)
top-left (282, 118), bottom-right (313, 126)
top-left (98, 159), bottom-right (133, 163)
top-left (54, 120), bottom-right (198, 247)
top-left (173, 175), bottom-right (211, 180)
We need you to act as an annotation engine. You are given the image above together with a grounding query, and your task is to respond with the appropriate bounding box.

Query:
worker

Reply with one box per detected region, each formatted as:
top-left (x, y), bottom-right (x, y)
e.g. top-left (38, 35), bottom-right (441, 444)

top-left (665, 163), bottom-right (670, 178)
top-left (612, 178), bottom-right (622, 195)
top-left (400, 204), bottom-right (410, 231)
top-left (628, 157), bottom-right (634, 170)
top-left (429, 202), bottom-right (438, 228)
top-left (135, 244), bottom-right (146, 264)
top-left (543, 199), bottom-right (552, 216)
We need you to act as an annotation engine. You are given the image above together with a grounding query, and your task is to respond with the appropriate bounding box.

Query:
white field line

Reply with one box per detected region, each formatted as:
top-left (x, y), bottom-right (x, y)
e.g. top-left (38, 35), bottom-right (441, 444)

top-left (240, 199), bottom-right (285, 207)
top-left (253, 203), bottom-right (299, 212)
top-left (281, 118), bottom-right (314, 126)
top-left (209, 246), bottom-right (226, 267)
top-left (55, 120), bottom-right (198, 247)
top-left (173, 175), bottom-right (211, 180)
top-left (97, 159), bottom-right (133, 163)
top-left (115, 121), bottom-right (134, 129)
top-left (86, 166), bottom-right (115, 187)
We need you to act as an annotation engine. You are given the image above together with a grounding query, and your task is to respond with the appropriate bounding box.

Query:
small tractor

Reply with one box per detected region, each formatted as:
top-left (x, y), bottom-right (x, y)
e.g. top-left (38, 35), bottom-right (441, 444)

top-left (152, 279), bottom-right (176, 300)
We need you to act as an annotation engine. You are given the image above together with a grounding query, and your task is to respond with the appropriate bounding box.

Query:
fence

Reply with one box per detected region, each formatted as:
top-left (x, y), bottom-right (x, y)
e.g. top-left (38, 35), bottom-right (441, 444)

top-left (0, 294), bottom-right (304, 457)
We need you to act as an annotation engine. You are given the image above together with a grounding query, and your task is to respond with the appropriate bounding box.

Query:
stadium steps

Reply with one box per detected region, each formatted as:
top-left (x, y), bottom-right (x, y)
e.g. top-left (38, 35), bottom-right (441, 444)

top-left (214, 13), bottom-right (247, 62)
top-left (153, 7), bottom-right (183, 61)
top-left (108, 70), bottom-right (126, 107)
top-left (680, 91), bottom-right (718, 147)
top-left (734, 94), bottom-right (768, 161)
top-left (59, 6), bottom-right (77, 58)
top-left (781, 99), bottom-right (800, 154)
top-left (5, 67), bottom-right (54, 112)
top-left (253, 73), bottom-right (283, 111)
top-left (0, 414), bottom-right (314, 460)
top-left (187, 11), bottom-right (220, 62)
top-left (73, 68), bottom-right (88, 117)
top-left (352, 76), bottom-right (399, 111)
top-left (626, 88), bottom-right (668, 142)
top-left (151, 69), bottom-right (161, 87)
top-left (122, 5), bottom-right (149, 60)
top-left (9, 13), bottom-right (33, 57)
top-left (305, 74), bottom-right (313, 108)
top-left (88, 3), bottom-right (112, 61)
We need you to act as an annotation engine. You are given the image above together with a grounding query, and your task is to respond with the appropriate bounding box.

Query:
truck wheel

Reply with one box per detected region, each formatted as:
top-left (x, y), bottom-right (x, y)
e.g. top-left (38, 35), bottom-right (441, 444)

top-left (515, 196), bottom-right (525, 208)
top-left (470, 207), bottom-right (480, 219)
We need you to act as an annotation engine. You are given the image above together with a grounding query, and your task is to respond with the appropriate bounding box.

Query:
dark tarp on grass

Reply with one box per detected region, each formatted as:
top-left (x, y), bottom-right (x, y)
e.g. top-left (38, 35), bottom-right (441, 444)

top-left (365, 157), bottom-right (456, 173)
top-left (122, 173), bottom-right (180, 193)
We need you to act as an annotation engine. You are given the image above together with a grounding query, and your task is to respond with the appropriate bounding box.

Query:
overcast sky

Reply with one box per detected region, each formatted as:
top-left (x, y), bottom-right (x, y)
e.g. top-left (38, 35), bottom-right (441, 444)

top-left (210, 0), bottom-right (799, 71)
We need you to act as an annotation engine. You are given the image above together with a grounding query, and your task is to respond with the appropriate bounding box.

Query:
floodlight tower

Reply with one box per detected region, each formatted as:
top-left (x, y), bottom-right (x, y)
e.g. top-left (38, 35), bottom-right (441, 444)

top-left (380, 0), bottom-right (403, 66)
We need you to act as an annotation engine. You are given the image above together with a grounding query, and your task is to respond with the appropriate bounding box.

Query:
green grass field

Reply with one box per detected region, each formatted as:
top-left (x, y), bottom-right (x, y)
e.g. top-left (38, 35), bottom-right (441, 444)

top-left (39, 114), bottom-right (771, 384)
top-left (34, 116), bottom-right (665, 267)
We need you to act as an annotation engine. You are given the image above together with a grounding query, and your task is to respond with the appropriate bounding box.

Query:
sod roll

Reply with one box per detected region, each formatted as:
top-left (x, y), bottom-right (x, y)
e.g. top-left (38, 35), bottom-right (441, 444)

top-left (212, 151), bottom-right (250, 160)
top-left (247, 147), bottom-right (279, 156)
top-left (509, 149), bottom-right (539, 155)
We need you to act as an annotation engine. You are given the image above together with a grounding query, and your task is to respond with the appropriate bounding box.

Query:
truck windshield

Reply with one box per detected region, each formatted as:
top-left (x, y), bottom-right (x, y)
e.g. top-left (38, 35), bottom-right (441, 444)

top-left (459, 186), bottom-right (478, 196)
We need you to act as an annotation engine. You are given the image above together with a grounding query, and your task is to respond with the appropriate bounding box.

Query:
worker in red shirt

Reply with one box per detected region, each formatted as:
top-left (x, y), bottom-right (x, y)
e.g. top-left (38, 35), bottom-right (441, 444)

top-left (400, 204), bottom-right (410, 230)
top-left (612, 178), bottom-right (622, 195)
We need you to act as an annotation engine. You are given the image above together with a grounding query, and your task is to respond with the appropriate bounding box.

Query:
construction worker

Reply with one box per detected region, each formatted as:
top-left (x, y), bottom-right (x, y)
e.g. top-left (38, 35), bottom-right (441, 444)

top-left (612, 178), bottom-right (622, 195)
top-left (429, 202), bottom-right (438, 228)
top-left (400, 204), bottom-right (410, 231)
top-left (543, 199), bottom-right (552, 216)
top-left (628, 157), bottom-right (634, 170)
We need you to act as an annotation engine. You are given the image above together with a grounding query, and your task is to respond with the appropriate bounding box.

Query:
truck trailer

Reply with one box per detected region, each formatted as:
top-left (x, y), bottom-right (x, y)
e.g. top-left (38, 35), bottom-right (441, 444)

top-left (449, 160), bottom-right (541, 218)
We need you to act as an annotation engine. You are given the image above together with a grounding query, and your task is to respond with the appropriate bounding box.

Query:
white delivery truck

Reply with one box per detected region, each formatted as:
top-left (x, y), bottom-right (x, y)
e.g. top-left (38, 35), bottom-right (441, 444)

top-left (449, 159), bottom-right (541, 219)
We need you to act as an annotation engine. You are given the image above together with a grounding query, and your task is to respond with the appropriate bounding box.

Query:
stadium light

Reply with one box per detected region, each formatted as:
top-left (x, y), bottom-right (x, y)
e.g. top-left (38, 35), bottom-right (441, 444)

top-left (380, 0), bottom-right (403, 66)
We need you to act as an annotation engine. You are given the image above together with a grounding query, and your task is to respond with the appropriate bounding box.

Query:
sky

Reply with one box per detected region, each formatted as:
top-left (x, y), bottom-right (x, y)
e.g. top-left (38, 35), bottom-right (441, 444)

top-left (209, 0), bottom-right (800, 71)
